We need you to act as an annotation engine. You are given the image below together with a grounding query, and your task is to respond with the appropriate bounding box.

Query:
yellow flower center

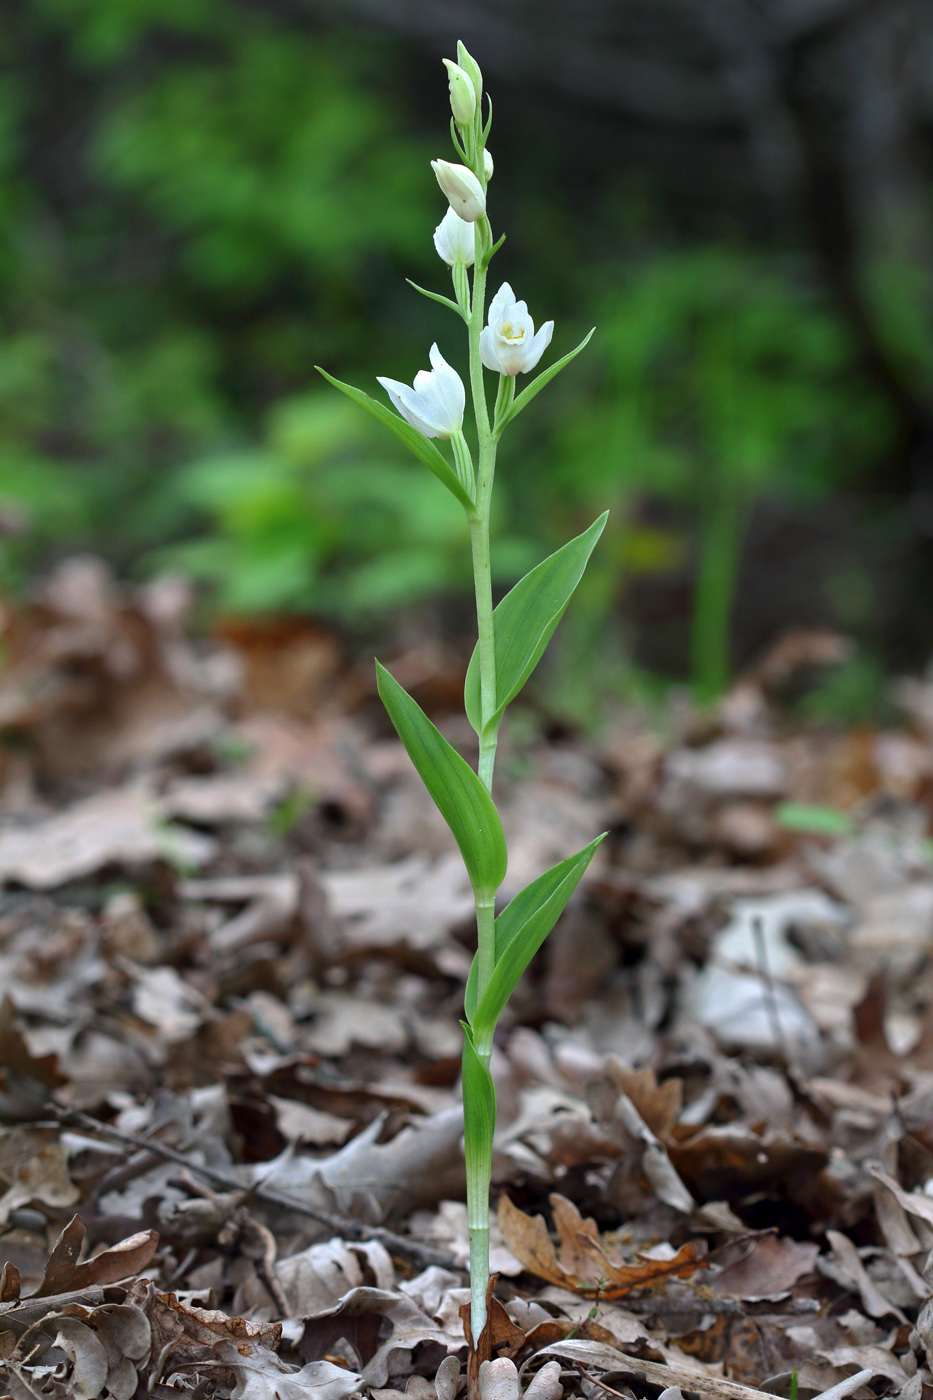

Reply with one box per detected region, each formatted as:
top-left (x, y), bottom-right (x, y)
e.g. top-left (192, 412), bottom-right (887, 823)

top-left (500, 320), bottom-right (525, 342)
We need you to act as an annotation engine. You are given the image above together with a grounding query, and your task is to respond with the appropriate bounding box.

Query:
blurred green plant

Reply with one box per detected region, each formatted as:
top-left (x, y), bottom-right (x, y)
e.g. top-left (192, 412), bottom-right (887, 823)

top-left (0, 1), bottom-right (433, 565)
top-left (159, 393), bottom-right (537, 618)
top-left (554, 248), bottom-right (894, 701)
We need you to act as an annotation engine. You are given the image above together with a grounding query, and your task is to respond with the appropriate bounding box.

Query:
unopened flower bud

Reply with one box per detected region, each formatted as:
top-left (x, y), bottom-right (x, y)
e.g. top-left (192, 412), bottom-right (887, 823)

top-left (483, 148), bottom-right (494, 181)
top-left (431, 159), bottom-right (486, 222)
top-left (457, 41), bottom-right (483, 105)
top-left (443, 59), bottom-right (476, 127)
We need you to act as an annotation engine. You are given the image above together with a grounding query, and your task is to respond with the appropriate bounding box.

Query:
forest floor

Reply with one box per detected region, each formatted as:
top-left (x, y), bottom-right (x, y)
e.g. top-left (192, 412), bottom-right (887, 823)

top-left (1, 556), bottom-right (933, 1400)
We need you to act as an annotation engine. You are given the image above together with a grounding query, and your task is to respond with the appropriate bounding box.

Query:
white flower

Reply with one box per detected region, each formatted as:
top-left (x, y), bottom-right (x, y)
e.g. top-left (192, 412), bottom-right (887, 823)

top-left (433, 208), bottom-right (475, 267)
top-left (480, 283), bottom-right (554, 376)
top-left (483, 148), bottom-right (494, 181)
top-left (443, 58), bottom-right (477, 126)
top-left (431, 159), bottom-right (486, 222)
top-left (377, 343), bottom-right (465, 439)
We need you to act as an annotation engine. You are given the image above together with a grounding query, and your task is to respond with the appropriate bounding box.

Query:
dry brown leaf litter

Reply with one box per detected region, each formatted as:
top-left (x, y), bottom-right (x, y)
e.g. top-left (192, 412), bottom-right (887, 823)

top-left (1, 565), bottom-right (933, 1398)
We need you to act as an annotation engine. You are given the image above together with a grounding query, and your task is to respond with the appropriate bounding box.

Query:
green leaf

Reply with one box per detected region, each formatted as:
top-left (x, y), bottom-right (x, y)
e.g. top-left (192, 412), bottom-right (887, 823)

top-left (472, 834), bottom-right (605, 1037)
top-left (462, 828), bottom-right (602, 1030)
top-left (376, 661), bottom-right (507, 897)
top-left (500, 328), bottom-right (594, 428)
top-left (461, 1023), bottom-right (496, 1198)
top-left (774, 802), bottom-right (855, 838)
top-left (316, 368), bottom-right (475, 511)
top-left (405, 279), bottom-right (465, 319)
top-left (465, 512), bottom-right (608, 735)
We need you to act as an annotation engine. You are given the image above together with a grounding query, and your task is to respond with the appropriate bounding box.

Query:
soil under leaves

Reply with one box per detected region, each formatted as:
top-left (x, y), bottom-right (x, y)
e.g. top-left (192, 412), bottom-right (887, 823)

top-left (1, 558), bottom-right (933, 1400)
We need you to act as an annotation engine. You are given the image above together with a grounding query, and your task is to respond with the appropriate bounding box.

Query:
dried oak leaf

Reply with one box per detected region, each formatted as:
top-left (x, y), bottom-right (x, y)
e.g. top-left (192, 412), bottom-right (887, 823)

top-left (711, 1232), bottom-right (819, 1299)
top-left (124, 1277), bottom-right (281, 1383)
top-left (33, 1214), bottom-right (159, 1297)
top-left (497, 1193), bottom-right (700, 1298)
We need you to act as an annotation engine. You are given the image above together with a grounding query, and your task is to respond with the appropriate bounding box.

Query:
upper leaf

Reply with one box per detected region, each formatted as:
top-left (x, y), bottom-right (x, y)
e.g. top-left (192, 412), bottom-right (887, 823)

top-left (316, 368), bottom-right (475, 512)
top-left (376, 661), bottom-right (507, 897)
top-left (465, 512), bottom-right (608, 735)
top-left (465, 833), bottom-right (605, 1027)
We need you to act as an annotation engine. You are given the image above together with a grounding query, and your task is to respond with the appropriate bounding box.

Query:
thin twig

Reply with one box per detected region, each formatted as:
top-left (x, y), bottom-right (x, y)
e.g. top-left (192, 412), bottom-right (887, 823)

top-left (751, 913), bottom-right (792, 1067)
top-left (51, 1105), bottom-right (461, 1271)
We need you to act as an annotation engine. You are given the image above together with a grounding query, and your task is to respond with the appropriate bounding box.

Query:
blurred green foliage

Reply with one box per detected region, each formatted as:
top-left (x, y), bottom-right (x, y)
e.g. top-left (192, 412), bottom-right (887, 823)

top-left (552, 249), bottom-right (894, 700)
top-left (0, 0), bottom-right (902, 702)
top-left (157, 393), bottom-right (537, 617)
top-left (0, 0), bottom-right (434, 579)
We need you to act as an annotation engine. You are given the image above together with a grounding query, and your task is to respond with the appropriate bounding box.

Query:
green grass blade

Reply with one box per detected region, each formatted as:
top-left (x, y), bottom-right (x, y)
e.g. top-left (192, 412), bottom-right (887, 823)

top-left (501, 328), bottom-right (594, 427)
top-left (472, 834), bottom-right (605, 1037)
top-left (316, 367), bottom-right (474, 511)
top-left (461, 1023), bottom-right (496, 1197)
top-left (464, 512), bottom-right (608, 734)
top-left (376, 661), bottom-right (507, 897)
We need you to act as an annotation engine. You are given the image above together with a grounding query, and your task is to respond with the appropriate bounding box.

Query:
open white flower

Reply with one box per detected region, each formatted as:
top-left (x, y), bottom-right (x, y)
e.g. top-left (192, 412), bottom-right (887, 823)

top-left (377, 343), bottom-right (465, 439)
top-left (433, 208), bottom-right (475, 267)
top-left (431, 159), bottom-right (486, 222)
top-left (480, 283), bottom-right (553, 376)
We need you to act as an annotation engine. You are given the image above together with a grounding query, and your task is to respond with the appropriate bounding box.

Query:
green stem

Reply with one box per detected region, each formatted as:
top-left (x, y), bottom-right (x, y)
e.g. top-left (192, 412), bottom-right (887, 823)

top-left (466, 214), bottom-right (499, 1351)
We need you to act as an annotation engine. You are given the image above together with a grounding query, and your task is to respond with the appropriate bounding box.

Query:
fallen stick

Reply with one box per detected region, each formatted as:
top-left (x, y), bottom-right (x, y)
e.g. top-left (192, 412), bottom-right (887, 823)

top-left (51, 1105), bottom-right (461, 1272)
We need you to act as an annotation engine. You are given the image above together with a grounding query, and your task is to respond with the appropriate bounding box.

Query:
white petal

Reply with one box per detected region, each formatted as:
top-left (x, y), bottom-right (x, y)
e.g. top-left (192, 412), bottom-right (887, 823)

top-left (487, 283), bottom-right (515, 331)
top-left (479, 326), bottom-right (504, 373)
top-left (496, 339), bottom-right (527, 376)
top-left (376, 376), bottom-right (440, 438)
top-left (423, 344), bottom-right (465, 432)
top-left (433, 208), bottom-right (474, 266)
top-left (522, 319), bottom-right (554, 373)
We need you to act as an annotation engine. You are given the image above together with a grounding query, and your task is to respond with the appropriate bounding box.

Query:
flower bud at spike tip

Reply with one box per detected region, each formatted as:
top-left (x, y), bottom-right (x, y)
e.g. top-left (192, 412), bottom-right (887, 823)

top-left (483, 149), bottom-right (494, 181)
top-left (457, 40), bottom-right (483, 104)
top-left (431, 159), bottom-right (486, 222)
top-left (443, 59), bottom-right (476, 126)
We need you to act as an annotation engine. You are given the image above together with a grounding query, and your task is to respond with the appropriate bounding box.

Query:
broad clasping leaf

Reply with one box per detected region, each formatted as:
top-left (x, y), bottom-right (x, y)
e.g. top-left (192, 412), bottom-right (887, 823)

top-left (465, 513), bottom-right (608, 735)
top-left (376, 661), bottom-right (507, 898)
top-left (465, 833), bottom-right (605, 1027)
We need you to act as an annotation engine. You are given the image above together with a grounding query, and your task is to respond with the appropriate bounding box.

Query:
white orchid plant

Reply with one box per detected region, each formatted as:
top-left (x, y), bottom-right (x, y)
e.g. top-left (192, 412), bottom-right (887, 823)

top-left (319, 42), bottom-right (606, 1377)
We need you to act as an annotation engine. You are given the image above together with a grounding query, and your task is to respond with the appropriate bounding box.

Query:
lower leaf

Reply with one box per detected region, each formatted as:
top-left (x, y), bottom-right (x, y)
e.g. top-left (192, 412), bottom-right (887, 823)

top-left (472, 834), bottom-right (605, 1038)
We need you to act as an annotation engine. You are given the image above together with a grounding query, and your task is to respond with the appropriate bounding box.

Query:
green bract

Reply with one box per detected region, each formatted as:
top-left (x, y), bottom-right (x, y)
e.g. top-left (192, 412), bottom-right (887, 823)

top-left (320, 44), bottom-right (604, 1374)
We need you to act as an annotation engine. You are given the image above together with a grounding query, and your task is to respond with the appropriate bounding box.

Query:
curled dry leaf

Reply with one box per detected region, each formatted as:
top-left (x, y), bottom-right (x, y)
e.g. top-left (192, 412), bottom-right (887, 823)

top-left (33, 1214), bottom-right (159, 1297)
top-left (497, 1193), bottom-right (700, 1298)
